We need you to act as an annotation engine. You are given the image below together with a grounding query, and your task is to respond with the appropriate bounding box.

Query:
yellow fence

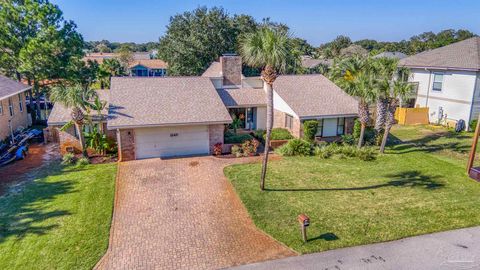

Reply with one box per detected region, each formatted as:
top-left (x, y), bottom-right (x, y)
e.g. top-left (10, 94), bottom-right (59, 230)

top-left (395, 107), bottom-right (429, 125)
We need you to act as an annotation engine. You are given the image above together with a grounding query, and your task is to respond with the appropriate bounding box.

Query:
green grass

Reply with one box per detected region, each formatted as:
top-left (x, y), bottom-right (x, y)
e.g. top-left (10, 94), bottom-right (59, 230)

top-left (225, 125), bottom-right (480, 254)
top-left (0, 162), bottom-right (116, 269)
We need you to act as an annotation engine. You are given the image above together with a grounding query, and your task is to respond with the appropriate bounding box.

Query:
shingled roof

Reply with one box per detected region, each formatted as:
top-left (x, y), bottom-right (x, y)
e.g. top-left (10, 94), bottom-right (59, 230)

top-left (216, 88), bottom-right (266, 107)
top-left (48, 90), bottom-right (110, 125)
top-left (0, 75), bottom-right (31, 100)
top-left (273, 74), bottom-right (358, 118)
top-left (108, 77), bottom-right (231, 129)
top-left (129, 59), bottom-right (168, 69)
top-left (399, 37), bottom-right (480, 71)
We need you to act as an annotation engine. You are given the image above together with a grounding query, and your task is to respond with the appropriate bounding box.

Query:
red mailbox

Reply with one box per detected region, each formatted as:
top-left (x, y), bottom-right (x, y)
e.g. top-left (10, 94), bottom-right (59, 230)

top-left (298, 214), bottom-right (310, 243)
top-left (298, 214), bottom-right (310, 227)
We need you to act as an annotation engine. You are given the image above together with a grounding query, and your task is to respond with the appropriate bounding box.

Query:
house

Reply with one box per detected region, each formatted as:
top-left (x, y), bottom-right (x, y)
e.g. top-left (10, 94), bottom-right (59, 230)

top-left (48, 54), bottom-right (357, 160)
top-left (0, 75), bottom-right (31, 141)
top-left (300, 55), bottom-right (332, 73)
top-left (47, 90), bottom-right (113, 154)
top-left (399, 37), bottom-right (480, 128)
top-left (128, 59), bottom-right (168, 77)
top-left (83, 52), bottom-right (168, 77)
top-left (373, 51), bottom-right (407, 60)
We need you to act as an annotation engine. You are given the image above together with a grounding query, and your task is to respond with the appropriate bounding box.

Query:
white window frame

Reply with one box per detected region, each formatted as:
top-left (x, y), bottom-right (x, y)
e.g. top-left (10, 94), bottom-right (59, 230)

top-left (8, 97), bottom-right (14, 117)
top-left (432, 73), bottom-right (444, 92)
top-left (285, 114), bottom-right (293, 129)
top-left (18, 93), bottom-right (23, 112)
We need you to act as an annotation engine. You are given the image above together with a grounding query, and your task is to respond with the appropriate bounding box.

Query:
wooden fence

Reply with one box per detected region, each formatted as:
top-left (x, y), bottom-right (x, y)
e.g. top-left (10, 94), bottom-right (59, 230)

top-left (395, 107), bottom-right (429, 125)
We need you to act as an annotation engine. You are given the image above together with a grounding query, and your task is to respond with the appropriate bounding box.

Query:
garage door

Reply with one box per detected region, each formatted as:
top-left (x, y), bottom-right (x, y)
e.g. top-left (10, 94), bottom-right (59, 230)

top-left (135, 125), bottom-right (210, 159)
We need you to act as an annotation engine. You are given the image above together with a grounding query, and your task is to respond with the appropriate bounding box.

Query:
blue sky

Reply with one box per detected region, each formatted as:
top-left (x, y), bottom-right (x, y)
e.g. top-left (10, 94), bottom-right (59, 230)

top-left (51, 0), bottom-right (480, 46)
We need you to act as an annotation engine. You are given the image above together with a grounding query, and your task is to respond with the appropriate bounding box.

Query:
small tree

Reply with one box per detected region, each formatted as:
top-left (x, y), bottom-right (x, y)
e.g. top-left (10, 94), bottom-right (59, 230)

top-left (303, 120), bottom-right (319, 142)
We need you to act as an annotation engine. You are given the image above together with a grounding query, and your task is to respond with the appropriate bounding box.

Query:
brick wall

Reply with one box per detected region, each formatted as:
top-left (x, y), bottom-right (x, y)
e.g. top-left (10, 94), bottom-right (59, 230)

top-left (220, 55), bottom-right (242, 86)
top-left (273, 109), bottom-right (301, 138)
top-left (58, 126), bottom-right (82, 154)
top-left (118, 129), bottom-right (135, 161)
top-left (0, 92), bottom-right (29, 141)
top-left (209, 124), bottom-right (224, 154)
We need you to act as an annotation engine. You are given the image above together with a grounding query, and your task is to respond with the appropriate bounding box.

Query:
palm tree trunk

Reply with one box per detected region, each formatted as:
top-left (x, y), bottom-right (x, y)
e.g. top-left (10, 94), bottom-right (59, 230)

top-left (75, 122), bottom-right (88, 157)
top-left (357, 100), bottom-right (369, 148)
top-left (380, 99), bottom-right (399, 153)
top-left (358, 123), bottom-right (365, 148)
top-left (260, 82), bottom-right (274, 191)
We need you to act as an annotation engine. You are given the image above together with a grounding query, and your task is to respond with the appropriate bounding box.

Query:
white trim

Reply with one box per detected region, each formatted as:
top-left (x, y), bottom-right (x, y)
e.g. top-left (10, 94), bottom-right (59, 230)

top-left (0, 86), bottom-right (31, 101)
top-left (301, 114), bottom-right (357, 120)
top-left (107, 120), bottom-right (231, 130)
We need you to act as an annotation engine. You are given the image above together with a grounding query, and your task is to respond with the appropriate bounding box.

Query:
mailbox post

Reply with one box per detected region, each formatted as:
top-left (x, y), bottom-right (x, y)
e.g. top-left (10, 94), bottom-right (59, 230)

top-left (297, 214), bottom-right (310, 243)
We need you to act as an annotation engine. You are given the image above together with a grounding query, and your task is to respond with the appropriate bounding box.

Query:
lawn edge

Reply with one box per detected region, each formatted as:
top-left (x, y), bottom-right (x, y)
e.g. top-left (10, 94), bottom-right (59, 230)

top-left (92, 162), bottom-right (120, 270)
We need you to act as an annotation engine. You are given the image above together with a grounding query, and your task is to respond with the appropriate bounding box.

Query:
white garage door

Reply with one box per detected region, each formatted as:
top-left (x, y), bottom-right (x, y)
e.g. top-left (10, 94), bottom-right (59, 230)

top-left (135, 125), bottom-right (210, 159)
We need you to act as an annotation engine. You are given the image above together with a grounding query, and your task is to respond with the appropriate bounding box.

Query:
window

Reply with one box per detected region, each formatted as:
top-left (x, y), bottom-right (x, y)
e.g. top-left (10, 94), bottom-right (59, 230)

top-left (432, 73), bottom-right (444, 91)
top-left (8, 97), bottom-right (14, 116)
top-left (18, 93), bottom-right (23, 112)
top-left (337, 117), bottom-right (345, 135)
top-left (285, 114), bottom-right (293, 129)
top-left (316, 119), bottom-right (324, 137)
top-left (0, 101), bottom-right (3, 115)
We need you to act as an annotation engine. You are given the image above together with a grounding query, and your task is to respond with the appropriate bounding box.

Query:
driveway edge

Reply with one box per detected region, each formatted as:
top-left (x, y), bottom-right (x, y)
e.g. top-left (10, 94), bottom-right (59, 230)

top-left (93, 161), bottom-right (122, 270)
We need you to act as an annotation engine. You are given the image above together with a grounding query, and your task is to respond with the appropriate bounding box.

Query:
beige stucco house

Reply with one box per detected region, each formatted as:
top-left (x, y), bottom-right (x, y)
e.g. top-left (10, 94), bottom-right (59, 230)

top-left (0, 75), bottom-right (31, 142)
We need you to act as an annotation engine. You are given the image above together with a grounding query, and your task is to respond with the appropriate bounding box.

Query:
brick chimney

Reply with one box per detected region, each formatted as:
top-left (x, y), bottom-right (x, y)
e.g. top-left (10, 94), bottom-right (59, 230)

top-left (220, 54), bottom-right (242, 86)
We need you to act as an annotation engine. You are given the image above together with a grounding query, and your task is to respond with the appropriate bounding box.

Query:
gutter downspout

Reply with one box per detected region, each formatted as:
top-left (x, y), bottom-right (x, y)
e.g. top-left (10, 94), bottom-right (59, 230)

top-left (116, 128), bottom-right (122, 162)
top-left (467, 71), bottom-right (480, 131)
top-left (425, 68), bottom-right (432, 107)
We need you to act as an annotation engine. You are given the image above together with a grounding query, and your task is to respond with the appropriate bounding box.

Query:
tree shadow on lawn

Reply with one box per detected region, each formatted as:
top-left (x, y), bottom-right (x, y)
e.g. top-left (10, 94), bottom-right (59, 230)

top-left (388, 132), bottom-right (471, 155)
top-left (0, 176), bottom-right (75, 244)
top-left (265, 170), bottom-right (444, 192)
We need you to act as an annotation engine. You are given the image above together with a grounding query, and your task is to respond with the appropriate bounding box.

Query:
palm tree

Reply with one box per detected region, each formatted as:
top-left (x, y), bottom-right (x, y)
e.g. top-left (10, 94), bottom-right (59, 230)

top-left (332, 56), bottom-right (377, 148)
top-left (50, 85), bottom-right (96, 157)
top-left (379, 80), bottom-right (413, 153)
top-left (372, 57), bottom-right (398, 143)
top-left (98, 58), bottom-right (124, 89)
top-left (240, 27), bottom-right (290, 191)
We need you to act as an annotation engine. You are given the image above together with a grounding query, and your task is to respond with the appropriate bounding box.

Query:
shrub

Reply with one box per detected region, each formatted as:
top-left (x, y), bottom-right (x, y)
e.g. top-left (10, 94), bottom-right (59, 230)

top-left (339, 145), bottom-right (358, 158)
top-left (356, 147), bottom-right (378, 161)
top-left (61, 153), bottom-right (76, 165)
top-left (266, 128), bottom-right (294, 140)
top-left (314, 145), bottom-right (333, 159)
top-left (213, 143), bottom-right (222, 156)
top-left (303, 120), bottom-right (319, 142)
top-left (241, 139), bottom-right (259, 156)
top-left (276, 139), bottom-right (312, 156)
top-left (231, 145), bottom-right (243, 158)
top-left (224, 133), bottom-right (253, 144)
top-left (470, 119), bottom-right (478, 132)
top-left (353, 119), bottom-right (361, 139)
top-left (76, 157), bottom-right (90, 166)
top-left (341, 134), bottom-right (356, 145)
top-left (253, 129), bottom-right (266, 142)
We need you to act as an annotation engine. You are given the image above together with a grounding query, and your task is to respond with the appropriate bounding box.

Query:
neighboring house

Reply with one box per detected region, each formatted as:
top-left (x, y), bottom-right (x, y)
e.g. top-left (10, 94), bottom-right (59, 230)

top-left (83, 52), bottom-right (168, 77)
top-left (373, 51), bottom-right (407, 60)
top-left (47, 90), bottom-right (113, 154)
top-left (300, 55), bottom-right (332, 73)
top-left (128, 59), bottom-right (168, 77)
top-left (399, 37), bottom-right (480, 128)
top-left (48, 54), bottom-right (357, 160)
top-left (0, 75), bottom-right (31, 142)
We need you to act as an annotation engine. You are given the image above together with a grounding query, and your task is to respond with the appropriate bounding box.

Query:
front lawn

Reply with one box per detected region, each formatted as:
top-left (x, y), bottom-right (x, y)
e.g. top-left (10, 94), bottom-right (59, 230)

top-left (225, 125), bottom-right (480, 254)
top-left (0, 162), bottom-right (116, 269)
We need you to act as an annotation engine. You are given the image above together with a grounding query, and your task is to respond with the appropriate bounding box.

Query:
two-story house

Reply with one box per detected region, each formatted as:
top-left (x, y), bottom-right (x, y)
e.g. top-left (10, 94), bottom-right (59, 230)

top-left (0, 75), bottom-right (31, 141)
top-left (399, 37), bottom-right (480, 129)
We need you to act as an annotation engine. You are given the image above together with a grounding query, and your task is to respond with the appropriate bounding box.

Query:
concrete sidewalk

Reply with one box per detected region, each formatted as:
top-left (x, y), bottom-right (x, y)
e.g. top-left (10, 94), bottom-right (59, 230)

top-left (229, 226), bottom-right (480, 270)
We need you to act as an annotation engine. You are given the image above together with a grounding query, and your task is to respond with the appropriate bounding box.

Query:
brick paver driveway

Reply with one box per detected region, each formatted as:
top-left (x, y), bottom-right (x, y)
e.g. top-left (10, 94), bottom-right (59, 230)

top-left (96, 156), bottom-right (295, 270)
